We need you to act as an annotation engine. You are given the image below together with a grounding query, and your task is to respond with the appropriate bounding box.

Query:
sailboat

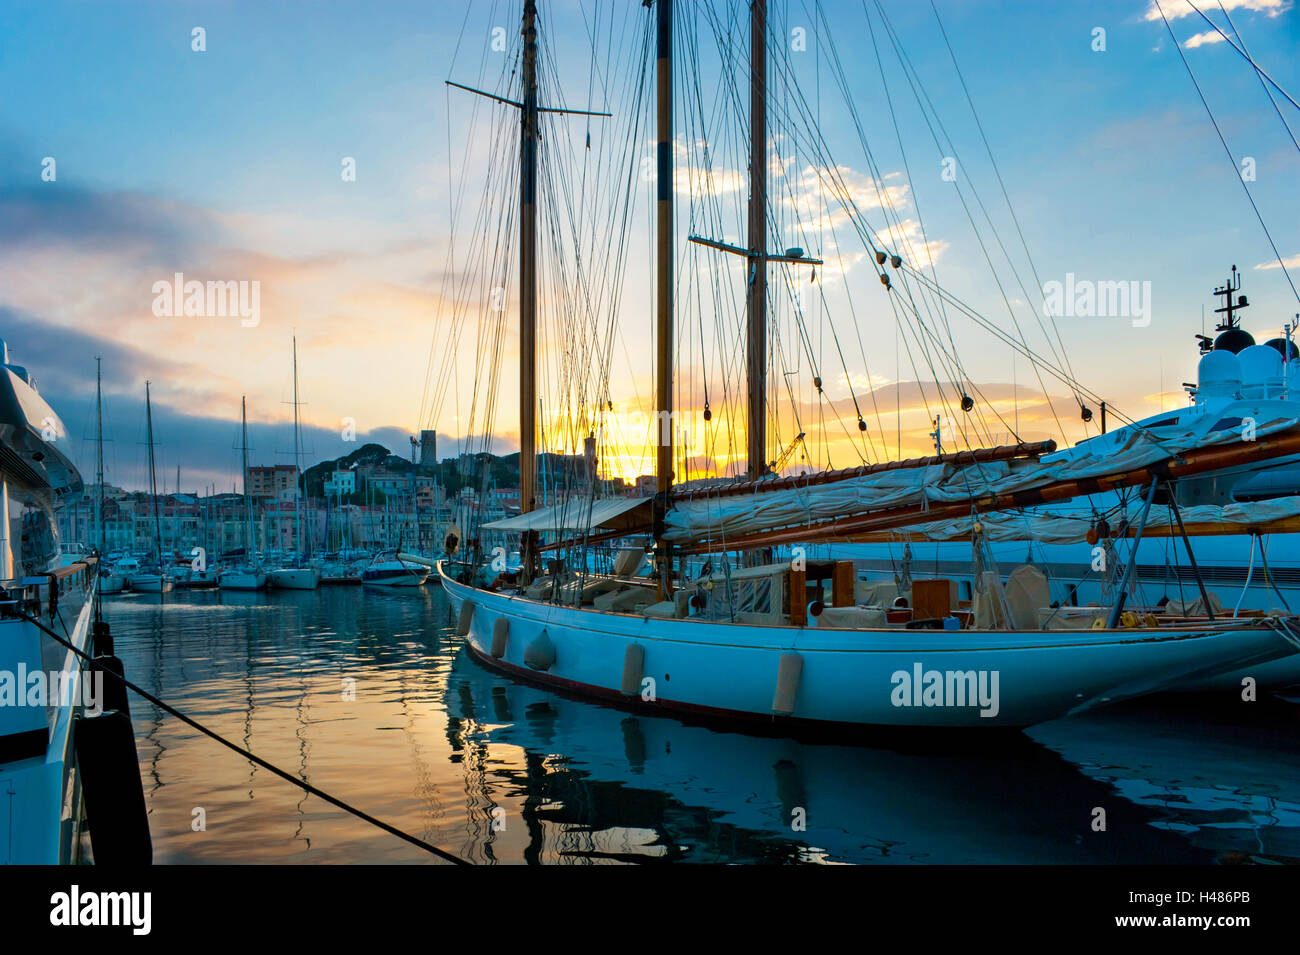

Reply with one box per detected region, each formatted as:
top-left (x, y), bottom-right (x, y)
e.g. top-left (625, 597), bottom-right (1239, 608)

top-left (435, 0), bottom-right (1300, 729)
top-left (268, 337), bottom-right (320, 590)
top-left (91, 358), bottom-right (126, 595)
top-left (128, 381), bottom-right (173, 594)
top-left (218, 397), bottom-right (269, 591)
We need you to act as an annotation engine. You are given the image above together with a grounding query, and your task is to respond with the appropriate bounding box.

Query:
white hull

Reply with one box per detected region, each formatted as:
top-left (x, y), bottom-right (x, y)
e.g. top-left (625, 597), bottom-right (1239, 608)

top-left (439, 566), bottom-right (1298, 729)
top-left (361, 558), bottom-right (428, 587)
top-left (362, 574), bottom-right (427, 588)
top-left (219, 570), bottom-right (268, 591)
top-left (128, 574), bottom-right (173, 593)
top-left (97, 573), bottom-right (127, 595)
top-left (269, 567), bottom-right (321, 590)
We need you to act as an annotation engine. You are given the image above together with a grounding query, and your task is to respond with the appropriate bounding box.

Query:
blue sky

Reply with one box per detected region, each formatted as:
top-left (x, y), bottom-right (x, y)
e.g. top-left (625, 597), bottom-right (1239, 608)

top-left (1, 0), bottom-right (1297, 489)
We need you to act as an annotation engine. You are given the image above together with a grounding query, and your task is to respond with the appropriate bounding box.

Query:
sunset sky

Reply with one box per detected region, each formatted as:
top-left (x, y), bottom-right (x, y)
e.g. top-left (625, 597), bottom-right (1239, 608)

top-left (1, 0), bottom-right (1297, 492)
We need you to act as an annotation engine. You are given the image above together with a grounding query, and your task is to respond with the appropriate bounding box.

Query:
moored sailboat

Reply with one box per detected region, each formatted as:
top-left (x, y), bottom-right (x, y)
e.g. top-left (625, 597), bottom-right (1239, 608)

top-left (219, 397), bottom-right (269, 591)
top-left (268, 338), bottom-right (320, 590)
top-left (128, 381), bottom-right (173, 594)
top-left (435, 0), bottom-right (1300, 730)
top-left (90, 358), bottom-right (127, 595)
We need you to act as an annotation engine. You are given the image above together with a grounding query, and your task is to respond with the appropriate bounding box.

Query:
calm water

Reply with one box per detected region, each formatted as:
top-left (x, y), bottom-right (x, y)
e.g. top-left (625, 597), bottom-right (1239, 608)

top-left (104, 585), bottom-right (1300, 865)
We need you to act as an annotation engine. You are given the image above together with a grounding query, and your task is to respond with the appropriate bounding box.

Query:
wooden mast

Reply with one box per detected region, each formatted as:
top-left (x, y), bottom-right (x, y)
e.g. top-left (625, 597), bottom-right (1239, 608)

top-left (686, 0), bottom-right (816, 492)
top-left (654, 0), bottom-right (675, 598)
top-left (444, 6), bottom-right (610, 581)
top-left (519, 0), bottom-right (540, 578)
top-left (746, 0), bottom-right (767, 483)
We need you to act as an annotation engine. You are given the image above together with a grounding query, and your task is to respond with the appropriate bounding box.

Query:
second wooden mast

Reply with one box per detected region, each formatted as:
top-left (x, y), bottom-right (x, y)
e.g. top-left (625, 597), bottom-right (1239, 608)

top-left (519, 0), bottom-right (540, 576)
top-left (654, 0), bottom-right (675, 596)
top-left (746, 0), bottom-right (768, 483)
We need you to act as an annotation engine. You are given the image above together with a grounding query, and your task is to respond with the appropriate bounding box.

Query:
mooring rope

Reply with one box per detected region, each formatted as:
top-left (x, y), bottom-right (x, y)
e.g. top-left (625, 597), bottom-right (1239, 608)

top-left (15, 608), bottom-right (470, 866)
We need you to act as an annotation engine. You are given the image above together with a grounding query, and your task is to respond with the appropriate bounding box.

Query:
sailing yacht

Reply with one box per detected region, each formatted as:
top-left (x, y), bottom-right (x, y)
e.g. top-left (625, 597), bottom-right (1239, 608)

top-left (268, 338), bottom-right (320, 590)
top-left (435, 0), bottom-right (1300, 729)
top-left (87, 359), bottom-right (127, 595)
top-left (127, 381), bottom-right (173, 594)
top-left (219, 397), bottom-right (269, 591)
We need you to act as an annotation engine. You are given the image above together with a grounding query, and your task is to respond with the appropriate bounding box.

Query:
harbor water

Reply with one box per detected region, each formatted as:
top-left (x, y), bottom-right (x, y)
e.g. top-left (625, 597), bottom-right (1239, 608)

top-left (106, 585), bottom-right (1300, 865)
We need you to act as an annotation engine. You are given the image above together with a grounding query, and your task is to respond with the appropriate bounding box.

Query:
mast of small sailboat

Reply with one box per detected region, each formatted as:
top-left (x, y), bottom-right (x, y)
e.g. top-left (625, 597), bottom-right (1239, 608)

top-left (653, 0), bottom-right (675, 597)
top-left (145, 381), bottom-right (163, 568)
top-left (94, 357), bottom-right (104, 557)
top-left (292, 336), bottom-right (304, 561)
top-left (241, 396), bottom-right (253, 561)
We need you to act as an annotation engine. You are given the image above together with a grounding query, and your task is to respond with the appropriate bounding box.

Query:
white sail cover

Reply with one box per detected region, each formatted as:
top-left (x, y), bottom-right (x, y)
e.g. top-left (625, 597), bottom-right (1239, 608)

top-left (664, 399), bottom-right (1300, 543)
top-left (483, 495), bottom-right (652, 533)
top-left (856, 495), bottom-right (1300, 544)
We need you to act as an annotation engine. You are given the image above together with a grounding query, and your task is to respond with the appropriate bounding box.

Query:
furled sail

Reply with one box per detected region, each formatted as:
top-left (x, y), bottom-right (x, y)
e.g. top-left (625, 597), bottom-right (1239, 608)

top-left (484, 495), bottom-right (652, 534)
top-left (846, 495), bottom-right (1300, 545)
top-left (664, 400), bottom-right (1300, 549)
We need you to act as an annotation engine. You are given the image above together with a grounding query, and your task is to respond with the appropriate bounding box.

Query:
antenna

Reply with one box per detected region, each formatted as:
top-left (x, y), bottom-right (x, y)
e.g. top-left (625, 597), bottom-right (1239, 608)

top-left (1212, 264), bottom-right (1248, 330)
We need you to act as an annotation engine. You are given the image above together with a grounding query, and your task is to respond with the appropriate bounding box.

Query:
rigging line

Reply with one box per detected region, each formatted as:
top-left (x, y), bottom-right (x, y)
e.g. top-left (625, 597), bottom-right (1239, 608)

top-left (927, 0), bottom-right (1082, 397)
top-left (867, 0), bottom-right (1073, 444)
top-left (785, 89), bottom-right (977, 459)
top-left (893, 277), bottom-right (999, 450)
top-left (429, 69), bottom-right (519, 436)
top-left (763, 27), bottom-right (877, 458)
top-left (1185, 0), bottom-right (1300, 115)
top-left (863, 0), bottom-right (1067, 389)
top-left (426, 11), bottom-right (523, 432)
top-left (1209, 0), bottom-right (1300, 158)
top-left (808, 195), bottom-right (892, 453)
top-left (1154, 0), bottom-right (1300, 303)
top-left (860, 4), bottom-right (963, 366)
top-left (900, 263), bottom-right (1116, 415)
top-left (774, 260), bottom-right (874, 458)
top-left (889, 288), bottom-right (984, 453)
top-left (764, 13), bottom-right (1010, 446)
top-left (19, 609), bottom-right (469, 865)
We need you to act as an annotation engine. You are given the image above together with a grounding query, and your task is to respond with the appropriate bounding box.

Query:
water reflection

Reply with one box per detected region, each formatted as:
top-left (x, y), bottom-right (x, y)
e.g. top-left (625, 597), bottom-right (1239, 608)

top-left (103, 586), bottom-right (1299, 864)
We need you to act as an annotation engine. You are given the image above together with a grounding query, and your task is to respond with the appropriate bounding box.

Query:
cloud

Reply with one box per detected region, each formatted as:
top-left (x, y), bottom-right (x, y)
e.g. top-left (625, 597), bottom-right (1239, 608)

top-left (1183, 29), bottom-right (1227, 48)
top-left (1144, 0), bottom-right (1291, 22)
top-left (0, 171), bottom-right (496, 492)
top-left (1253, 254), bottom-right (1300, 270)
top-left (0, 171), bottom-right (473, 426)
